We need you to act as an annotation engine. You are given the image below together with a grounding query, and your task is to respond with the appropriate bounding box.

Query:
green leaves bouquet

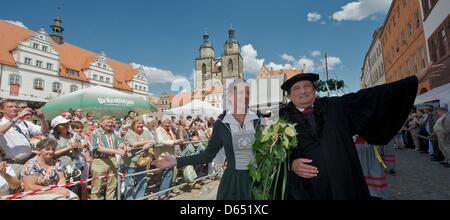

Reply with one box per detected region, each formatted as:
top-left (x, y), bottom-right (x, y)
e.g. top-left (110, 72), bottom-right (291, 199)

top-left (249, 119), bottom-right (298, 200)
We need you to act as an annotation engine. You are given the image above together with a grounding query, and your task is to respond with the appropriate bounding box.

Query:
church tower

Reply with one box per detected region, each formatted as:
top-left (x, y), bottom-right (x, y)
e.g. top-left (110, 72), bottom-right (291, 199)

top-left (221, 25), bottom-right (243, 85)
top-left (195, 31), bottom-right (215, 89)
top-left (50, 16), bottom-right (64, 44)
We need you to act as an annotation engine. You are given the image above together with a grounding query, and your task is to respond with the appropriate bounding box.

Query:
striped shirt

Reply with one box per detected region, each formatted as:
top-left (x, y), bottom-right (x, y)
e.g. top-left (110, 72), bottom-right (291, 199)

top-left (91, 127), bottom-right (123, 158)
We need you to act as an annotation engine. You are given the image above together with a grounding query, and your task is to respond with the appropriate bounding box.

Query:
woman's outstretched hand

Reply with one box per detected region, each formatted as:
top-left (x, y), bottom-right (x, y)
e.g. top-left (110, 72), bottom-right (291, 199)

top-left (151, 153), bottom-right (177, 169)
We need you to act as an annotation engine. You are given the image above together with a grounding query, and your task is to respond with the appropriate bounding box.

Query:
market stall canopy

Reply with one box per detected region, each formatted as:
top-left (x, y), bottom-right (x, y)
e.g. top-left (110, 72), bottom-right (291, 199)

top-left (41, 86), bottom-right (157, 120)
top-left (414, 83), bottom-right (450, 106)
top-left (164, 99), bottom-right (222, 118)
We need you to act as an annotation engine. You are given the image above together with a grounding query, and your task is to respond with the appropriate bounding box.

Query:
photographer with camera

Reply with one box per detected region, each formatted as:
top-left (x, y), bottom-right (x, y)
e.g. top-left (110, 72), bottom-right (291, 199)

top-left (0, 100), bottom-right (48, 176)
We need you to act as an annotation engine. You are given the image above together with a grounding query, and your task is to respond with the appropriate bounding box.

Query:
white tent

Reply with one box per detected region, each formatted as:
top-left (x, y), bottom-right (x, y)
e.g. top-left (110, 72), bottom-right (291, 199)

top-left (164, 99), bottom-right (223, 118)
top-left (414, 82), bottom-right (450, 107)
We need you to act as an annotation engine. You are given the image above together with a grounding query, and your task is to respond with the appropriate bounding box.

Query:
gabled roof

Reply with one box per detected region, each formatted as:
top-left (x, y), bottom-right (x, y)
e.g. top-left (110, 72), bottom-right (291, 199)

top-left (0, 20), bottom-right (33, 67)
top-left (271, 69), bottom-right (303, 79)
top-left (0, 19), bottom-right (137, 91)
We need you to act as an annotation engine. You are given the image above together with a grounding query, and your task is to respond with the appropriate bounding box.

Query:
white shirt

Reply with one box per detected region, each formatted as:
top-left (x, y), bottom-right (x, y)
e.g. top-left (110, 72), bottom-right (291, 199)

top-left (222, 110), bottom-right (258, 133)
top-left (0, 117), bottom-right (42, 161)
top-left (222, 111), bottom-right (258, 170)
top-left (0, 165), bottom-right (16, 196)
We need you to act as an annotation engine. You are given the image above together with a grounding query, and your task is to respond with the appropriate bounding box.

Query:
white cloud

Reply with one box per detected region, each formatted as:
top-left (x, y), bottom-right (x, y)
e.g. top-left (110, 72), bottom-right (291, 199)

top-left (321, 56), bottom-right (342, 70)
top-left (280, 53), bottom-right (296, 63)
top-left (311, 50), bottom-right (321, 57)
top-left (332, 0), bottom-right (392, 21)
top-left (130, 62), bottom-right (187, 83)
top-left (267, 62), bottom-right (293, 70)
top-left (241, 45), bottom-right (342, 75)
top-left (5, 20), bottom-right (28, 29)
top-left (307, 12), bottom-right (322, 22)
top-left (298, 57), bottom-right (315, 72)
top-left (241, 44), bottom-right (265, 74)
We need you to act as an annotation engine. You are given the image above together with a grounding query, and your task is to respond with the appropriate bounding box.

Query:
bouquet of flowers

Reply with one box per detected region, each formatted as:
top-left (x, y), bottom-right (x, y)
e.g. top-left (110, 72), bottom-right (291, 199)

top-left (248, 118), bottom-right (298, 200)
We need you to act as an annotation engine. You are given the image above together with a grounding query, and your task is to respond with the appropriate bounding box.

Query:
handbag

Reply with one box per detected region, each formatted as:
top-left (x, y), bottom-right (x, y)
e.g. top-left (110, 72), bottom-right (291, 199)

top-left (136, 150), bottom-right (152, 167)
top-left (183, 165), bottom-right (197, 183)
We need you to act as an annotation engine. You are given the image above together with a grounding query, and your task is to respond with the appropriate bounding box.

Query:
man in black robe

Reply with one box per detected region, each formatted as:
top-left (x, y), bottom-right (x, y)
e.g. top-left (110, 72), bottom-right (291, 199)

top-left (278, 64), bottom-right (445, 200)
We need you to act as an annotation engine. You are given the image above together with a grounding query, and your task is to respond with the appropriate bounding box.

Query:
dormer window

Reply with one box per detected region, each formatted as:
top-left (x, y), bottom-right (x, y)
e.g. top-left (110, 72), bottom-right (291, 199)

top-left (67, 69), bottom-right (80, 76)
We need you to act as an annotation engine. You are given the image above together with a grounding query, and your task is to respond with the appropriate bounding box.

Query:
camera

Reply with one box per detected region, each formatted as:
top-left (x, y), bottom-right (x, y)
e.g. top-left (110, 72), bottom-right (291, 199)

top-left (30, 109), bottom-right (38, 115)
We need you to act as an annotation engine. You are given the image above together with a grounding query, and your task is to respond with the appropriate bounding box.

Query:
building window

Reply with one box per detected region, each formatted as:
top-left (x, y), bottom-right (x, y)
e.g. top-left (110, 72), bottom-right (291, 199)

top-left (106, 77), bottom-right (110, 83)
top-left (24, 57), bottom-right (32, 65)
top-left (228, 59), bottom-right (233, 72)
top-left (97, 63), bottom-right (101, 67)
top-left (429, 37), bottom-right (438, 62)
top-left (438, 29), bottom-right (447, 57)
top-left (70, 85), bottom-right (78, 92)
top-left (397, 5), bottom-right (400, 18)
top-left (9, 74), bottom-right (21, 85)
top-left (67, 69), bottom-right (80, 76)
top-left (32, 42), bottom-right (39, 49)
top-left (202, 64), bottom-right (206, 76)
top-left (135, 85), bottom-right (138, 89)
top-left (42, 45), bottom-right (48, 52)
top-left (99, 76), bottom-right (104, 81)
top-left (34, 78), bottom-right (44, 90)
top-left (420, 47), bottom-right (426, 68)
top-left (103, 64), bottom-right (107, 69)
top-left (93, 74), bottom-right (98, 80)
top-left (46, 63), bottom-right (53, 70)
top-left (36, 60), bottom-right (43, 68)
top-left (415, 11), bottom-right (421, 28)
top-left (408, 23), bottom-right (413, 36)
top-left (412, 54), bottom-right (418, 74)
top-left (52, 82), bottom-right (62, 93)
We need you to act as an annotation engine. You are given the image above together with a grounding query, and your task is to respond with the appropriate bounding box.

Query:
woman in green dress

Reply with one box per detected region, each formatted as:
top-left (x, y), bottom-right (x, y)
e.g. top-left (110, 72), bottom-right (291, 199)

top-left (152, 79), bottom-right (262, 200)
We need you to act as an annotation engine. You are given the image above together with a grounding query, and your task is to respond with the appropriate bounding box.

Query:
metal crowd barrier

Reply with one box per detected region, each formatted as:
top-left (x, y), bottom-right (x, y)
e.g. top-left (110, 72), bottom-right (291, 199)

top-left (116, 139), bottom-right (220, 200)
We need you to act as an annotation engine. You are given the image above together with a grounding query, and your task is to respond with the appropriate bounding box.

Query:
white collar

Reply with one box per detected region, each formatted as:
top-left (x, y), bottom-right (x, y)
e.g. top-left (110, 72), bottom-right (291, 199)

top-left (222, 110), bottom-right (258, 125)
top-left (296, 105), bottom-right (314, 112)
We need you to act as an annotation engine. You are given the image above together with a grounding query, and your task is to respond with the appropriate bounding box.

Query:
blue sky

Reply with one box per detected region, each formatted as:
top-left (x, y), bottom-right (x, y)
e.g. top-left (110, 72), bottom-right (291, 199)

top-left (1, 0), bottom-right (392, 96)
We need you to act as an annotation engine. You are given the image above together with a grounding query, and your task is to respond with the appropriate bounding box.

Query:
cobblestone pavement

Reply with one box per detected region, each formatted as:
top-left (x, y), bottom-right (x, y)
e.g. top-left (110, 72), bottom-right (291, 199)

top-left (169, 148), bottom-right (450, 200)
top-left (171, 178), bottom-right (219, 200)
top-left (387, 148), bottom-right (450, 200)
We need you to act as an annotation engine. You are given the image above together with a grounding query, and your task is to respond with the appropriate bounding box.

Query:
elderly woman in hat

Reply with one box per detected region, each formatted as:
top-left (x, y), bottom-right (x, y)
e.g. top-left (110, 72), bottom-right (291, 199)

top-left (277, 63), bottom-right (445, 200)
top-left (153, 79), bottom-right (264, 200)
top-left (49, 116), bottom-right (85, 184)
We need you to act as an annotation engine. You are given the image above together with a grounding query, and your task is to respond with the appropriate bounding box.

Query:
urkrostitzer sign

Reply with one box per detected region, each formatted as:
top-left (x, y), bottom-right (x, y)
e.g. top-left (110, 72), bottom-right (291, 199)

top-left (97, 97), bottom-right (135, 105)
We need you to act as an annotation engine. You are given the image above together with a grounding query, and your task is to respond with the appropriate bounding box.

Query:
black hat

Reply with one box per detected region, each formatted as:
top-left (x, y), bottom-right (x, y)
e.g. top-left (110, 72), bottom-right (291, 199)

top-left (281, 73), bottom-right (319, 91)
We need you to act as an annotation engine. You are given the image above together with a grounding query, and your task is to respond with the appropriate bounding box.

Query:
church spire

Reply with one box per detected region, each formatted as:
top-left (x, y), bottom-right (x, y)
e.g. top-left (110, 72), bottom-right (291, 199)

top-left (50, 7), bottom-right (64, 44)
top-left (201, 29), bottom-right (213, 49)
top-left (227, 24), bottom-right (237, 43)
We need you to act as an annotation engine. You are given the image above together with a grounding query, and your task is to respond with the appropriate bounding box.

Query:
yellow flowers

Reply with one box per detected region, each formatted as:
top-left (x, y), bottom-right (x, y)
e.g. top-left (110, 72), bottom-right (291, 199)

top-left (284, 126), bottom-right (297, 137)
